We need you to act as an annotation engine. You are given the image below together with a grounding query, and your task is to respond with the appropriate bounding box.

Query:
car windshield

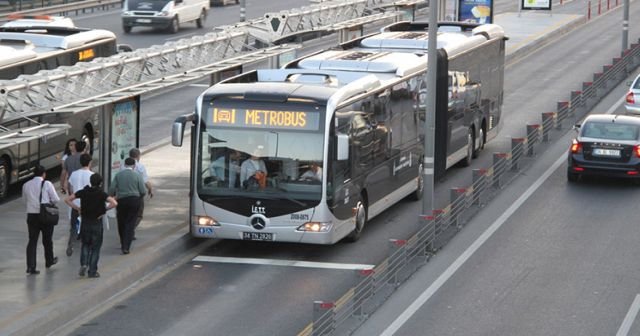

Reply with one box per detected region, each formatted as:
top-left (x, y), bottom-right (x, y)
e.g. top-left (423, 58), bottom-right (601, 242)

top-left (582, 121), bottom-right (640, 140)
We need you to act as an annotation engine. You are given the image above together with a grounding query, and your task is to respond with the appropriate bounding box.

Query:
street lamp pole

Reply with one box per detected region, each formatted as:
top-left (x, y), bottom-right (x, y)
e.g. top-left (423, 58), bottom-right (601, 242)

top-left (422, 0), bottom-right (438, 215)
top-left (622, 0), bottom-right (629, 51)
top-left (240, 0), bottom-right (246, 22)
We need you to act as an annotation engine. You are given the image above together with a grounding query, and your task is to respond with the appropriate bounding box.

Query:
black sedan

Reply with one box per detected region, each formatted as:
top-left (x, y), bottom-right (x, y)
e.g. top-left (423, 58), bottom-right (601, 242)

top-left (567, 114), bottom-right (640, 182)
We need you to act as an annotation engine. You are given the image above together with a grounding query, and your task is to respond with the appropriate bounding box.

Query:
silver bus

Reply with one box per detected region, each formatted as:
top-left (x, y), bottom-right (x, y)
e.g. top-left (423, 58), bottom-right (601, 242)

top-left (171, 22), bottom-right (506, 244)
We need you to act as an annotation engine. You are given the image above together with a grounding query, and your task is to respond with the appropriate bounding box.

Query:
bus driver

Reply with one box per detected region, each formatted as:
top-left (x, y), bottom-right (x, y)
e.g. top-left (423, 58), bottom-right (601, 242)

top-left (240, 147), bottom-right (267, 189)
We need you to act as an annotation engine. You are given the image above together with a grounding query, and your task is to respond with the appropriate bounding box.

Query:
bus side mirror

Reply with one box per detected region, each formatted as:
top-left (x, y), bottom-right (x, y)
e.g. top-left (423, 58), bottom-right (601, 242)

top-left (337, 134), bottom-right (349, 160)
top-left (172, 121), bottom-right (184, 147)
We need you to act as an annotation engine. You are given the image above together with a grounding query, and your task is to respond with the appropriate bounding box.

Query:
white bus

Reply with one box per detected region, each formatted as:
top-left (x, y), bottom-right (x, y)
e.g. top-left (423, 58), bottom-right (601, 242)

top-left (0, 24), bottom-right (120, 80)
top-left (171, 22), bottom-right (506, 244)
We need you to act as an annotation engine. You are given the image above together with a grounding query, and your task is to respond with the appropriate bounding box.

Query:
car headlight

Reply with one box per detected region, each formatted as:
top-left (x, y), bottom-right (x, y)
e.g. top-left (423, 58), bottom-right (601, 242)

top-left (122, 11), bottom-right (133, 16)
top-left (194, 215), bottom-right (219, 226)
top-left (297, 222), bottom-right (332, 232)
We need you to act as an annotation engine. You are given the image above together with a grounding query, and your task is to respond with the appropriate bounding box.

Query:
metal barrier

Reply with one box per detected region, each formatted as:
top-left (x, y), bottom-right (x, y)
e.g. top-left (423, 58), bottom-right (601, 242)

top-left (298, 37), bottom-right (640, 336)
top-left (0, 0), bottom-right (422, 122)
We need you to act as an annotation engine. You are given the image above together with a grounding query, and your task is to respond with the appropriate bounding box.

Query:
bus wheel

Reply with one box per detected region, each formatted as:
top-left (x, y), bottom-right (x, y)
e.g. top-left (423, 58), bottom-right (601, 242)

top-left (196, 10), bottom-right (206, 28)
top-left (0, 159), bottom-right (8, 200)
top-left (346, 198), bottom-right (367, 242)
top-left (472, 126), bottom-right (484, 159)
top-left (461, 127), bottom-right (474, 167)
top-left (409, 162), bottom-right (423, 201)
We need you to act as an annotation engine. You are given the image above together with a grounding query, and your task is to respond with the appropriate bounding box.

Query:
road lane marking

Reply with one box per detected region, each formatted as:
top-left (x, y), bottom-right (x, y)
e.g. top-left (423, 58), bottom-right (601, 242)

top-left (193, 256), bottom-right (374, 270)
top-left (380, 95), bottom-right (627, 335)
top-left (617, 295), bottom-right (640, 336)
top-left (189, 84), bottom-right (210, 87)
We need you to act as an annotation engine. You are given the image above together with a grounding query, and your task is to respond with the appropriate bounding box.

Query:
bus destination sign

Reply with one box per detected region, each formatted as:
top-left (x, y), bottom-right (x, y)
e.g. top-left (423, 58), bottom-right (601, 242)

top-left (211, 108), bottom-right (321, 131)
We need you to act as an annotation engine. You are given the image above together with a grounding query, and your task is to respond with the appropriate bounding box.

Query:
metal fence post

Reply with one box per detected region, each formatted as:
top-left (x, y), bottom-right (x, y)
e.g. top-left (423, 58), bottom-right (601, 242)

top-left (388, 239), bottom-right (407, 287)
top-left (526, 124), bottom-right (540, 156)
top-left (582, 82), bottom-right (594, 111)
top-left (450, 188), bottom-right (468, 228)
top-left (511, 138), bottom-right (525, 171)
top-left (312, 301), bottom-right (335, 336)
top-left (353, 269), bottom-right (374, 319)
top-left (418, 214), bottom-right (437, 255)
top-left (541, 112), bottom-right (556, 141)
top-left (471, 169), bottom-right (487, 206)
top-left (556, 101), bottom-right (570, 126)
top-left (492, 153), bottom-right (507, 189)
top-left (570, 91), bottom-right (582, 116)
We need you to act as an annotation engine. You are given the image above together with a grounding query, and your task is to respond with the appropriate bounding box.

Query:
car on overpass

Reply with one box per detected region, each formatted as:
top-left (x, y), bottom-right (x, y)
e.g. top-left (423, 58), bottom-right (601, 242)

top-left (567, 114), bottom-right (640, 182)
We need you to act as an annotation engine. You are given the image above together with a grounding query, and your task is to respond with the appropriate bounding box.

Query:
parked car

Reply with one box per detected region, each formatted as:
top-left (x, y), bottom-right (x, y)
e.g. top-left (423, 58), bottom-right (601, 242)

top-left (2, 14), bottom-right (75, 28)
top-left (567, 114), bottom-right (640, 182)
top-left (625, 73), bottom-right (640, 114)
top-left (122, 0), bottom-right (210, 34)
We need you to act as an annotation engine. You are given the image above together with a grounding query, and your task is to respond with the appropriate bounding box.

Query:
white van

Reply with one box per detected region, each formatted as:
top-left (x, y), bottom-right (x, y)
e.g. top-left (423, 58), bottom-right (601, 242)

top-left (122, 0), bottom-right (210, 34)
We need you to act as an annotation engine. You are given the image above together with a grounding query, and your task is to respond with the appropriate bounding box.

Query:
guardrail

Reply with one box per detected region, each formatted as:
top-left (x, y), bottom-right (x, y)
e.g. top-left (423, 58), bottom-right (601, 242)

top-left (298, 38), bottom-right (640, 336)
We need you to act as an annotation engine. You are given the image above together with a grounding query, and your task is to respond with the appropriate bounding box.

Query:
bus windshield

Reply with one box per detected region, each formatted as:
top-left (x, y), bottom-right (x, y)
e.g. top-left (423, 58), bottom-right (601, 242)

top-left (197, 100), bottom-right (326, 204)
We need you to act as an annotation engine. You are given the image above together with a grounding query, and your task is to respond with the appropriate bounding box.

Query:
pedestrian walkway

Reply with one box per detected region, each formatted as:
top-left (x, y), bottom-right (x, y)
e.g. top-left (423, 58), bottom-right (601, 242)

top-left (0, 12), bottom-right (585, 336)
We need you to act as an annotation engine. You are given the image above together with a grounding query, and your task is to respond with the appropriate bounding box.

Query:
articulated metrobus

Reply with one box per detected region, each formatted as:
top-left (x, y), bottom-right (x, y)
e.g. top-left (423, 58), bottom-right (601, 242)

top-left (0, 23), bottom-right (119, 80)
top-left (171, 22), bottom-right (506, 244)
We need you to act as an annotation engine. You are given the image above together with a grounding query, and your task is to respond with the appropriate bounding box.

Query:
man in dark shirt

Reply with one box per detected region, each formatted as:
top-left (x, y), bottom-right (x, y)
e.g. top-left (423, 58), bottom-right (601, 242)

top-left (65, 174), bottom-right (117, 278)
top-left (109, 158), bottom-right (146, 255)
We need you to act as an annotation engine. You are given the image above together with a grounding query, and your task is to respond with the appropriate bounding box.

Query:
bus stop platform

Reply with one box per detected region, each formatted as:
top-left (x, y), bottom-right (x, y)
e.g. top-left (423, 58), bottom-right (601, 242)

top-left (0, 11), bottom-right (584, 336)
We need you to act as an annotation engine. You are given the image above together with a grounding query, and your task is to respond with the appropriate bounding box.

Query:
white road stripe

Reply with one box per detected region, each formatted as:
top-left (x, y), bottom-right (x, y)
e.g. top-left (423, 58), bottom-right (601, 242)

top-left (380, 95), bottom-right (626, 335)
top-left (617, 295), bottom-right (640, 336)
top-left (193, 256), bottom-right (375, 270)
top-left (189, 84), bottom-right (210, 87)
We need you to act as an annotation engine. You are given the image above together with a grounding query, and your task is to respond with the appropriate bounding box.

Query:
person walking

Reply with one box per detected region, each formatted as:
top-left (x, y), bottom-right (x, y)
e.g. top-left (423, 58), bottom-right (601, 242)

top-left (58, 138), bottom-right (77, 194)
top-left (65, 153), bottom-right (94, 256)
top-left (109, 157), bottom-right (146, 254)
top-left (22, 165), bottom-right (60, 275)
top-left (60, 141), bottom-right (87, 256)
top-left (65, 174), bottom-right (117, 278)
top-left (126, 148), bottom-right (153, 239)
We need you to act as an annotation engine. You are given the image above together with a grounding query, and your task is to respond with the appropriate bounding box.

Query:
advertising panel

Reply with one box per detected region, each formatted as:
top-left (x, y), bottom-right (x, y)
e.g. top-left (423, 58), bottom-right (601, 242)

top-left (109, 97), bottom-right (140, 182)
top-left (458, 0), bottom-right (494, 23)
top-left (521, 0), bottom-right (552, 10)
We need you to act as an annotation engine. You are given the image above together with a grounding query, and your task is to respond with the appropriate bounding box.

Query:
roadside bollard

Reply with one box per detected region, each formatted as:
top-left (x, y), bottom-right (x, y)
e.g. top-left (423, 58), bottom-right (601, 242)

top-left (418, 214), bottom-right (437, 254)
top-left (593, 72), bottom-right (603, 98)
top-left (472, 169), bottom-right (487, 206)
top-left (313, 301), bottom-right (335, 336)
top-left (511, 138), bottom-right (526, 171)
top-left (526, 124), bottom-right (540, 156)
top-left (353, 268), bottom-right (375, 318)
top-left (433, 209), bottom-right (446, 236)
top-left (492, 153), bottom-right (508, 189)
top-left (570, 91), bottom-right (582, 116)
top-left (612, 57), bottom-right (623, 78)
top-left (541, 112), bottom-right (556, 141)
top-left (389, 239), bottom-right (408, 285)
top-left (582, 82), bottom-right (594, 110)
top-left (449, 188), bottom-right (468, 228)
top-left (603, 64), bottom-right (613, 85)
top-left (556, 101), bottom-right (570, 126)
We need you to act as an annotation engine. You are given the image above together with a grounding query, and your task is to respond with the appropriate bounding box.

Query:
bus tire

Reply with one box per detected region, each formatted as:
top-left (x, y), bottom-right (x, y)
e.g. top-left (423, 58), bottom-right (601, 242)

top-left (168, 17), bottom-right (179, 34)
top-left (346, 197), bottom-right (367, 242)
top-left (196, 10), bottom-right (206, 28)
top-left (461, 127), bottom-right (474, 167)
top-left (472, 126), bottom-right (484, 159)
top-left (0, 158), bottom-right (9, 200)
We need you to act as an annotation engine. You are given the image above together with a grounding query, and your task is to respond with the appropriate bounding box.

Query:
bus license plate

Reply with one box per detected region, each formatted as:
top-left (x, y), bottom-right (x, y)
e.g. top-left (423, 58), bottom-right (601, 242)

top-left (137, 19), bottom-right (152, 23)
top-left (242, 232), bottom-right (274, 241)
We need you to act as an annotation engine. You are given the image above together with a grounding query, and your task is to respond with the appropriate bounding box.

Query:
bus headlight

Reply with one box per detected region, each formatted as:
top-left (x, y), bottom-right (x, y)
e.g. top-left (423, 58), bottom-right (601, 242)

top-left (194, 215), bottom-right (219, 226)
top-left (122, 11), bottom-right (133, 16)
top-left (297, 222), bottom-right (332, 232)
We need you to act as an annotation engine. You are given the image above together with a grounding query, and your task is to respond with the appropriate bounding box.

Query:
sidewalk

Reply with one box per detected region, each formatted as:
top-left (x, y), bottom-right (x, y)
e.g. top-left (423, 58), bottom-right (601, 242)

top-left (0, 12), bottom-right (585, 336)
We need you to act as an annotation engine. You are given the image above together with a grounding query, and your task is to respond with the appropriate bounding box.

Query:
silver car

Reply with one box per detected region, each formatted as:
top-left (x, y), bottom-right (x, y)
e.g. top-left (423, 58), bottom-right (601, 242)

top-left (625, 74), bottom-right (640, 114)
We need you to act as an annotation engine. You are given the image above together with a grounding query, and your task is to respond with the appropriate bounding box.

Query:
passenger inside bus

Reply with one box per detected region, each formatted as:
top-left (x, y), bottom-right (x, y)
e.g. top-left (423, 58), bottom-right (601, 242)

top-left (298, 162), bottom-right (322, 182)
top-left (240, 147), bottom-right (268, 189)
top-left (208, 149), bottom-right (242, 188)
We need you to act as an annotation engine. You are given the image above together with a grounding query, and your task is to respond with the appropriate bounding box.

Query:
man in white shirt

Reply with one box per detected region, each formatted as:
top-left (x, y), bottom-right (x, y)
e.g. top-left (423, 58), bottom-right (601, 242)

top-left (209, 149), bottom-right (241, 188)
top-left (22, 165), bottom-right (60, 275)
top-left (66, 153), bottom-right (94, 257)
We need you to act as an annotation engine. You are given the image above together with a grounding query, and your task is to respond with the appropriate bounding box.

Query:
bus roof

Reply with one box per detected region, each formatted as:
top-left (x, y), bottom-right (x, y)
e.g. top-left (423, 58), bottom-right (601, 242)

top-left (341, 22), bottom-right (505, 57)
top-left (0, 45), bottom-right (37, 67)
top-left (0, 27), bottom-right (116, 51)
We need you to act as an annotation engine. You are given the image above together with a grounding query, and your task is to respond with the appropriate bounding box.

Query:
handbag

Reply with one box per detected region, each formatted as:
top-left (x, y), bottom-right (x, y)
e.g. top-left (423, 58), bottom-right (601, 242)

top-left (39, 180), bottom-right (59, 226)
